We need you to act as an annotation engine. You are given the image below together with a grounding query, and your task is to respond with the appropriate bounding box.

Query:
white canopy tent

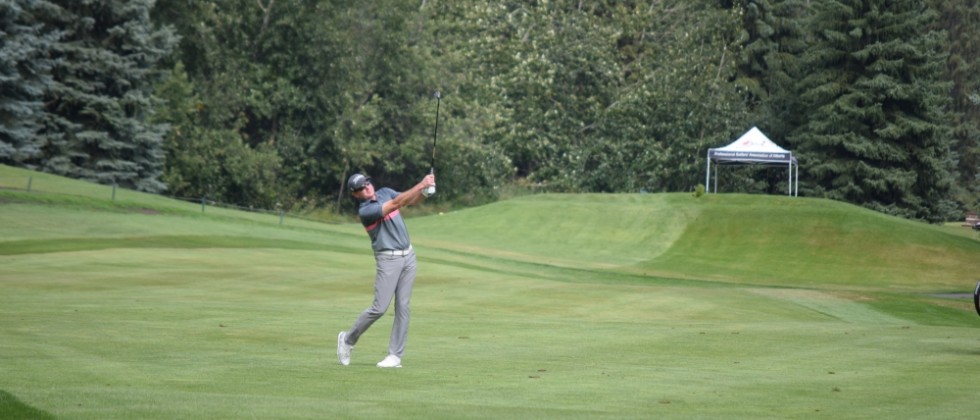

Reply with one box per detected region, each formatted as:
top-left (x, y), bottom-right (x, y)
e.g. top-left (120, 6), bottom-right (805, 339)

top-left (705, 126), bottom-right (798, 196)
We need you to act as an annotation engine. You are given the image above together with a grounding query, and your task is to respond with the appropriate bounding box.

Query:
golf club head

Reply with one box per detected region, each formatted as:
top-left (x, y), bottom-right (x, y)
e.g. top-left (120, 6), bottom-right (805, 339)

top-left (974, 279), bottom-right (980, 317)
top-left (434, 91), bottom-right (441, 99)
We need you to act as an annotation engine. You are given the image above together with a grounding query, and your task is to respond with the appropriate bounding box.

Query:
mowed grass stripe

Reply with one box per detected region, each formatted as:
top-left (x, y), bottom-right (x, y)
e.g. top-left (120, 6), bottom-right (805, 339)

top-left (0, 235), bottom-right (353, 255)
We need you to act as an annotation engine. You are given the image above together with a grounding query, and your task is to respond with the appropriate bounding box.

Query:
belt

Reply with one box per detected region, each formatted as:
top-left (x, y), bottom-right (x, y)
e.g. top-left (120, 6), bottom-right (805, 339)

top-left (376, 245), bottom-right (412, 257)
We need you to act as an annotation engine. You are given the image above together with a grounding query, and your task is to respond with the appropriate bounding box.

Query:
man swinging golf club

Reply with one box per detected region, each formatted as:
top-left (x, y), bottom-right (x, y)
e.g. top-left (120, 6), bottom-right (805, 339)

top-left (337, 172), bottom-right (435, 368)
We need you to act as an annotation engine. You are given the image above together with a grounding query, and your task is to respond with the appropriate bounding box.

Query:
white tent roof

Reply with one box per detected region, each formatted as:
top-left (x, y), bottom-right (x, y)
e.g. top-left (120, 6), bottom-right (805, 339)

top-left (708, 126), bottom-right (795, 163)
top-left (715, 126), bottom-right (790, 153)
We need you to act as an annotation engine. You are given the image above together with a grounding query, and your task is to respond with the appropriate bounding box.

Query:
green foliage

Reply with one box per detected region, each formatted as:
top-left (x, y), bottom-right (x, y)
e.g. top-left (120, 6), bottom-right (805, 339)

top-left (693, 183), bottom-right (706, 197)
top-left (150, 0), bottom-right (511, 210)
top-left (448, 1), bottom-right (749, 193)
top-left (153, 61), bottom-right (282, 207)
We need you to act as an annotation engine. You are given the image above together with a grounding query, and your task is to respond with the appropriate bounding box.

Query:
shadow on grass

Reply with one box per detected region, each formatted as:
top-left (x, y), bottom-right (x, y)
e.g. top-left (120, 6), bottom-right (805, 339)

top-left (936, 344), bottom-right (980, 356)
top-left (0, 390), bottom-right (55, 420)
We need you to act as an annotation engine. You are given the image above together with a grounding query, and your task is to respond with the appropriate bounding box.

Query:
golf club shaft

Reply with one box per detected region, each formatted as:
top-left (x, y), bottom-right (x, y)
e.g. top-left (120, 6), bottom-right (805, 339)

top-left (431, 91), bottom-right (441, 173)
top-left (423, 91), bottom-right (440, 197)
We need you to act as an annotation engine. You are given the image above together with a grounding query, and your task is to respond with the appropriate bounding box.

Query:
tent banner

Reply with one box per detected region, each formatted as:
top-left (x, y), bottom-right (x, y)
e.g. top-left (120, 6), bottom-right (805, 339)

top-left (709, 150), bottom-right (793, 162)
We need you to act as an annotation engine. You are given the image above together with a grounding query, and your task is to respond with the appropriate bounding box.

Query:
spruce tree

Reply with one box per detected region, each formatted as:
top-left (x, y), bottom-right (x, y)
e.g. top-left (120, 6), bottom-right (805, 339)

top-left (37, 0), bottom-right (177, 192)
top-left (734, 0), bottom-right (810, 193)
top-left (793, 0), bottom-right (957, 222)
top-left (735, 0), bottom-right (809, 138)
top-left (0, 0), bottom-right (59, 165)
top-left (930, 0), bottom-right (980, 211)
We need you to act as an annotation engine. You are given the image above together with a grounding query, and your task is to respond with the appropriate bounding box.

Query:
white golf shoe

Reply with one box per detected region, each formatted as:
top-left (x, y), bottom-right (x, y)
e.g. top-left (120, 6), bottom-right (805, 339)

top-left (376, 354), bottom-right (401, 368)
top-left (337, 332), bottom-right (352, 366)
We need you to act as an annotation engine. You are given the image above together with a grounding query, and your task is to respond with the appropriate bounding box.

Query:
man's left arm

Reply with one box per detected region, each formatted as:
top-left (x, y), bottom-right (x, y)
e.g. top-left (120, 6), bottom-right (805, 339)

top-left (381, 174), bottom-right (435, 217)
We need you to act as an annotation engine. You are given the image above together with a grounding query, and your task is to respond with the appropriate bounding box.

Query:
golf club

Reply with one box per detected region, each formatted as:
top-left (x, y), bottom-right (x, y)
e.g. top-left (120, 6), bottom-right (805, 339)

top-left (422, 91), bottom-right (440, 197)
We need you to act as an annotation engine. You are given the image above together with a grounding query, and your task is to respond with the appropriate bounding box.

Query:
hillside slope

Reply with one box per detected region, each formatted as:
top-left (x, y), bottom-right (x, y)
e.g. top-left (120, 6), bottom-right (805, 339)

top-left (4, 163), bottom-right (978, 293)
top-left (411, 193), bottom-right (979, 292)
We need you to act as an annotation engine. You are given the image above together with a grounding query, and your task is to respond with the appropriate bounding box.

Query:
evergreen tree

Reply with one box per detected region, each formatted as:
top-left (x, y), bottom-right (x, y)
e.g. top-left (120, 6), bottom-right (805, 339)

top-left (930, 0), bottom-right (980, 211)
top-left (733, 0), bottom-right (810, 193)
top-left (37, 0), bottom-right (178, 192)
top-left (734, 0), bottom-right (808, 147)
top-left (792, 0), bottom-right (957, 222)
top-left (0, 0), bottom-right (59, 165)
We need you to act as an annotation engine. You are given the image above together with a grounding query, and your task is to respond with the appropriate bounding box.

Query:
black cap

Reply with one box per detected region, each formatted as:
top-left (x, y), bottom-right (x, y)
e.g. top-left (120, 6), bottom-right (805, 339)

top-left (347, 173), bottom-right (371, 192)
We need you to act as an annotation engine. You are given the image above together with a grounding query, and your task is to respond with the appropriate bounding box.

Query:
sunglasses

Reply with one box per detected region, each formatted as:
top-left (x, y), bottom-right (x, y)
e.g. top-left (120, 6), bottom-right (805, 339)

top-left (352, 181), bottom-right (371, 193)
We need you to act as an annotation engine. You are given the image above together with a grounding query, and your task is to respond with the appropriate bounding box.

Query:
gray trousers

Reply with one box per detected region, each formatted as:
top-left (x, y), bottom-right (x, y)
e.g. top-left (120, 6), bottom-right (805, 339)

top-left (345, 250), bottom-right (416, 358)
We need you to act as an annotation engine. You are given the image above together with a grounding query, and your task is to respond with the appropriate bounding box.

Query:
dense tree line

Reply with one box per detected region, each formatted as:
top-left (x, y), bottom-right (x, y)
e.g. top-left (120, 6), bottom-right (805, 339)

top-left (1, 0), bottom-right (976, 222)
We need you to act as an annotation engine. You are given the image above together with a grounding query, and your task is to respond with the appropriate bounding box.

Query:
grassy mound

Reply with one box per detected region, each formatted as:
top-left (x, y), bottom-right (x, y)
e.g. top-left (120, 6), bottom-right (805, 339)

top-left (413, 192), bottom-right (978, 291)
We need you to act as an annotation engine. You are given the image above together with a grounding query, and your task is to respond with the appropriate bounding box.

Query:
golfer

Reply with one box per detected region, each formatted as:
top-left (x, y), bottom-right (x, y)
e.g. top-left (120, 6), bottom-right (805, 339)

top-left (337, 172), bottom-right (435, 368)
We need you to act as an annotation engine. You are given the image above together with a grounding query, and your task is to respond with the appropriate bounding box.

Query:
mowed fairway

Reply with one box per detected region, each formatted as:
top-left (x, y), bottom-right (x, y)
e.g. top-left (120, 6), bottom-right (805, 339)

top-left (2, 165), bottom-right (980, 419)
